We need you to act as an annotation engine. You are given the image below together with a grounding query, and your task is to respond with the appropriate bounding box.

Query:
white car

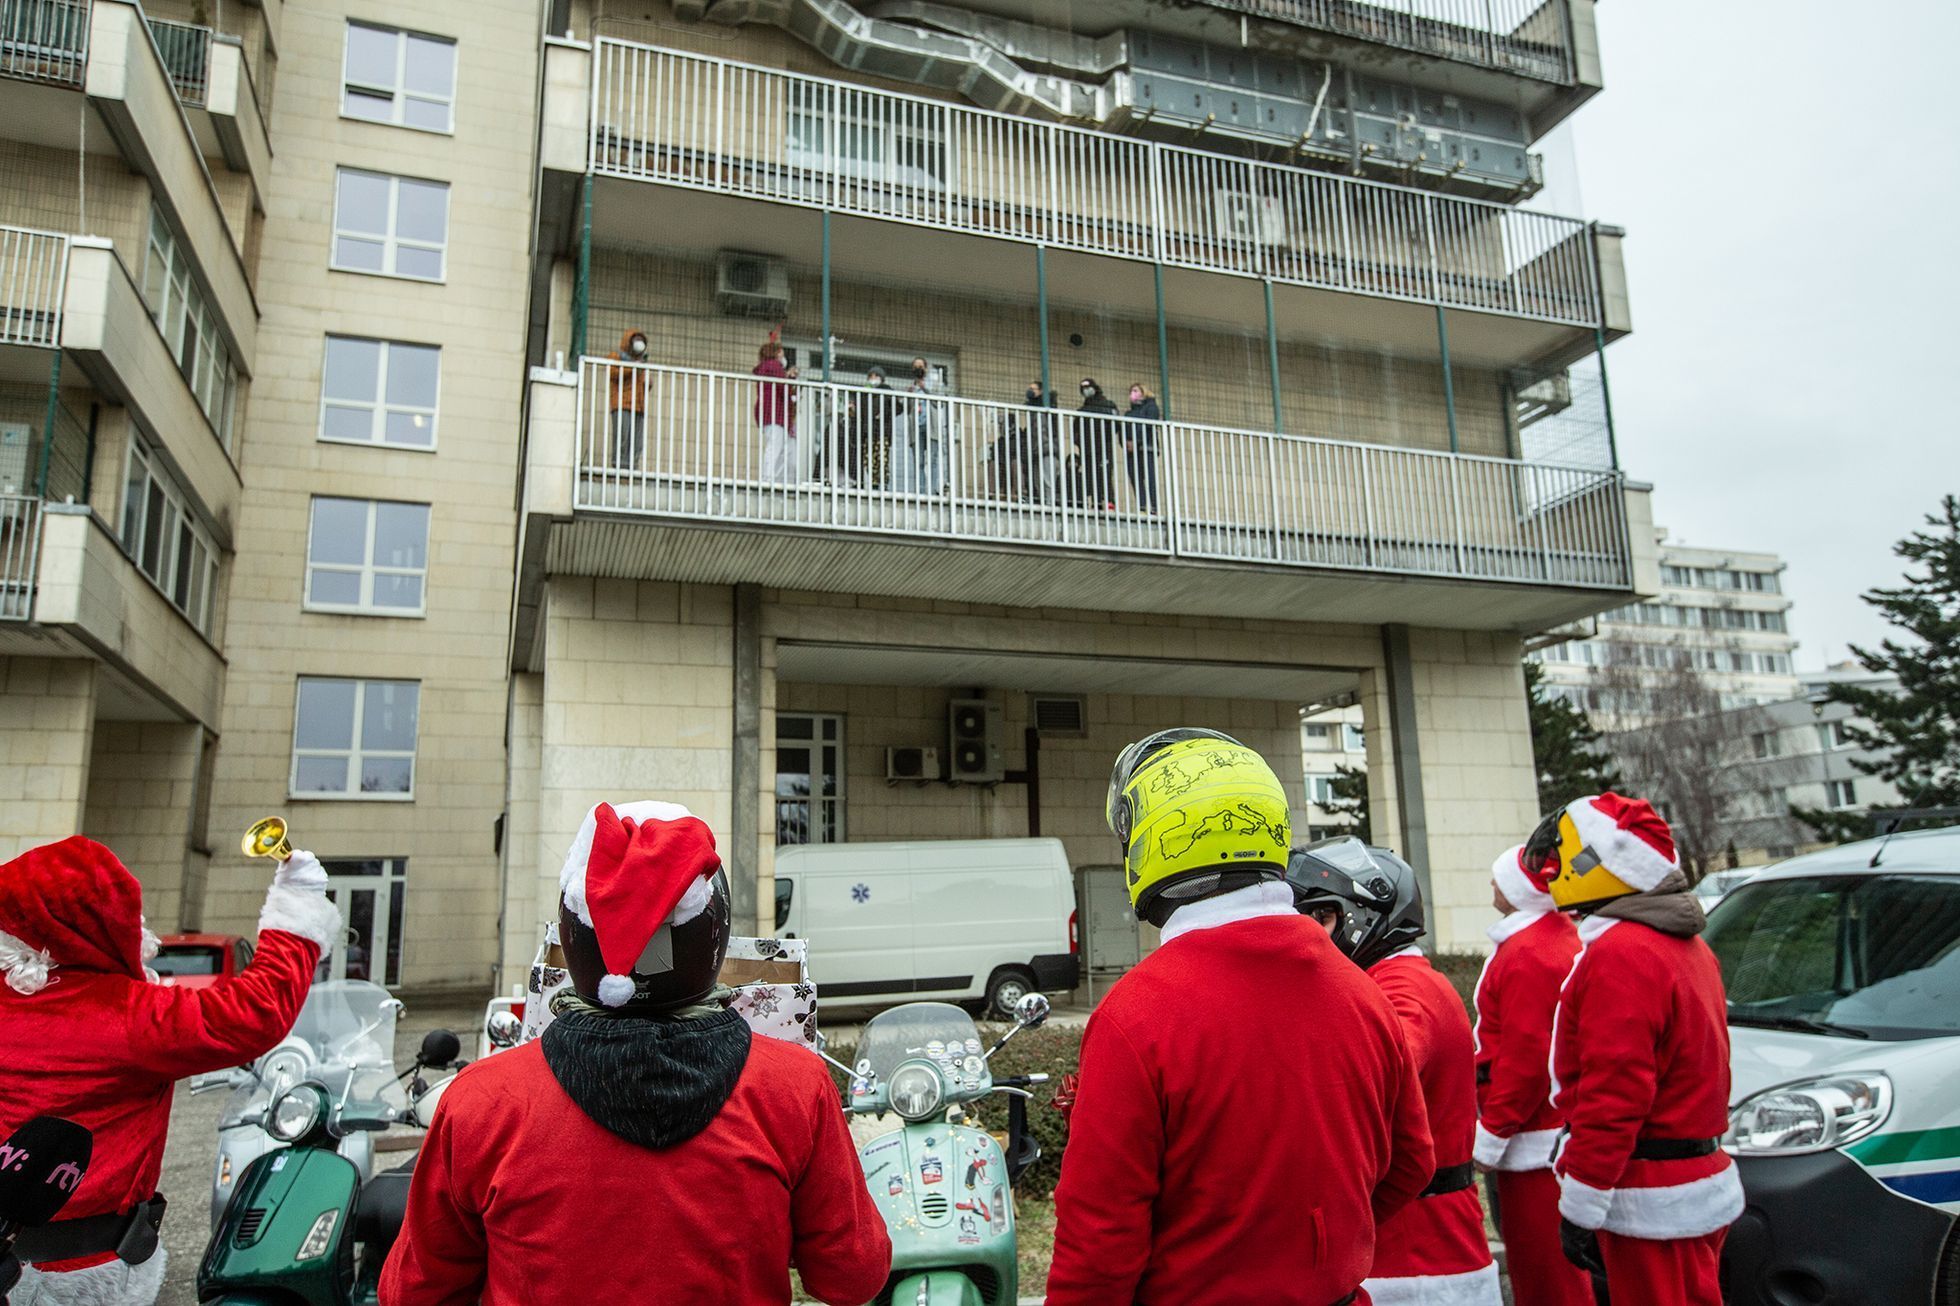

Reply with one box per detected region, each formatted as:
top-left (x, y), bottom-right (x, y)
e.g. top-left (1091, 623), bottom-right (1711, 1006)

top-left (1707, 826), bottom-right (1960, 1305)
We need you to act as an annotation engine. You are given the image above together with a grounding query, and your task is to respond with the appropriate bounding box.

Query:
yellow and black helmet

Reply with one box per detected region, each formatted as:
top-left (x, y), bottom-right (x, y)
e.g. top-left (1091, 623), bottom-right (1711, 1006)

top-left (1106, 728), bottom-right (1292, 927)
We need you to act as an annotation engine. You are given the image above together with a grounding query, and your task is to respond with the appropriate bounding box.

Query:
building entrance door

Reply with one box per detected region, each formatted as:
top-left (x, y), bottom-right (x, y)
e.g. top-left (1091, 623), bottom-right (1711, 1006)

top-left (322, 858), bottom-right (407, 987)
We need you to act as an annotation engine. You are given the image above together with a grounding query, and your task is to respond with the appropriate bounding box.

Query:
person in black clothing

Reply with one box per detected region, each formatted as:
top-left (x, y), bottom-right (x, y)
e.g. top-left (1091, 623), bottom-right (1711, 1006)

top-left (1124, 383), bottom-right (1162, 515)
top-left (1076, 378), bottom-right (1120, 511)
top-left (855, 366), bottom-right (897, 490)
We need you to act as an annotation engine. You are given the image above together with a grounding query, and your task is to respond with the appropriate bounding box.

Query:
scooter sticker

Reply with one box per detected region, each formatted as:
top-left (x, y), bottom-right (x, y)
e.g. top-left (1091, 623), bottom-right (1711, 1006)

top-left (888, 1174), bottom-right (905, 1197)
top-left (921, 1157), bottom-right (944, 1185)
top-left (957, 1215), bottom-right (980, 1245)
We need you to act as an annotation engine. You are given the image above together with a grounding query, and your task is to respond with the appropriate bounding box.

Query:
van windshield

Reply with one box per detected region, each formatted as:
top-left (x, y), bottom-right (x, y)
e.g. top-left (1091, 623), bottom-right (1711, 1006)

top-left (1706, 874), bottom-right (1960, 1040)
top-left (856, 1002), bottom-right (984, 1084)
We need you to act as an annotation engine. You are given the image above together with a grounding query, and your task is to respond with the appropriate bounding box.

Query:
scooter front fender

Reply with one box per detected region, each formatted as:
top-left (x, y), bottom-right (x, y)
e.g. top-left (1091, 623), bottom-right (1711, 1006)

top-left (888, 1270), bottom-right (986, 1306)
top-left (199, 1147), bottom-right (360, 1306)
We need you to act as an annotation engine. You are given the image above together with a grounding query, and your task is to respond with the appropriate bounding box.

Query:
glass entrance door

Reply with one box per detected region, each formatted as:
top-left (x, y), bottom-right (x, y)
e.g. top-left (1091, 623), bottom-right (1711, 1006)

top-left (321, 858), bottom-right (407, 987)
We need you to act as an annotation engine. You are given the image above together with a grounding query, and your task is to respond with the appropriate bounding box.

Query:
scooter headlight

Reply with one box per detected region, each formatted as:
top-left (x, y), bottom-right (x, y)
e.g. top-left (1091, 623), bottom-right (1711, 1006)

top-left (1725, 1074), bottom-right (1891, 1155)
top-left (268, 1085), bottom-right (328, 1143)
top-left (888, 1061), bottom-right (943, 1123)
top-left (258, 1048), bottom-right (308, 1101)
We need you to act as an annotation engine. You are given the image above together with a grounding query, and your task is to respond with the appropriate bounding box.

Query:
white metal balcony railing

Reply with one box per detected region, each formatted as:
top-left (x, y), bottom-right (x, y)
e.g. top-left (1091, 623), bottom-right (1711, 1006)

top-left (0, 225), bottom-right (68, 348)
top-left (146, 14), bottom-right (210, 106)
top-left (574, 359), bottom-right (1632, 591)
top-left (0, 495), bottom-right (41, 620)
top-left (591, 42), bottom-right (1604, 330)
top-left (1207, 0), bottom-right (1573, 83)
top-left (0, 0), bottom-right (88, 86)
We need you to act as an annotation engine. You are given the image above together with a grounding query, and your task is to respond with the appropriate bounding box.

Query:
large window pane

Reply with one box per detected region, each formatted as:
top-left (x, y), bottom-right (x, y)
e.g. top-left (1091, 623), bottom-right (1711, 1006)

top-left (295, 679), bottom-right (357, 750)
top-left (335, 170), bottom-right (390, 236)
top-left (362, 681), bottom-right (419, 751)
top-left (395, 181), bottom-right (448, 243)
top-left (372, 503), bottom-right (429, 568)
top-left (344, 23), bottom-right (396, 88)
top-left (323, 337), bottom-right (382, 401)
top-left (403, 34), bottom-right (454, 97)
top-left (384, 343), bottom-right (439, 407)
top-left (308, 498), bottom-right (369, 566)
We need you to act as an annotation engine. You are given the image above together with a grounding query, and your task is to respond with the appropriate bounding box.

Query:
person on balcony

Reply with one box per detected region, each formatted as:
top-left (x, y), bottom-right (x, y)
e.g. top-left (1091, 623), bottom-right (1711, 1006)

top-left (753, 334), bottom-right (794, 485)
top-left (604, 329), bottom-right (650, 469)
top-left (1024, 382), bottom-right (1061, 506)
top-left (1076, 378), bottom-right (1120, 511)
top-left (857, 366), bottom-right (895, 490)
top-left (1124, 383), bottom-right (1162, 516)
top-left (893, 357), bottom-right (947, 496)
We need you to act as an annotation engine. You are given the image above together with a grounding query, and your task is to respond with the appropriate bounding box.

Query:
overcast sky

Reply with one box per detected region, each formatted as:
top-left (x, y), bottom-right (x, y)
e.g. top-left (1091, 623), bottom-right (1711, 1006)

top-left (1534, 0), bottom-right (1960, 670)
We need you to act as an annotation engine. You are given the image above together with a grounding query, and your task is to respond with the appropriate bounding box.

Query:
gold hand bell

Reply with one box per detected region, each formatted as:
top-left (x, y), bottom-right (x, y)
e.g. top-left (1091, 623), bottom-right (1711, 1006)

top-left (241, 816), bottom-right (294, 861)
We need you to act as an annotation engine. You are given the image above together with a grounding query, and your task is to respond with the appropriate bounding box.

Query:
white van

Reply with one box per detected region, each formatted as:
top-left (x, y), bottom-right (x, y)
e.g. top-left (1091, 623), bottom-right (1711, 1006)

top-left (773, 837), bottom-right (1079, 1018)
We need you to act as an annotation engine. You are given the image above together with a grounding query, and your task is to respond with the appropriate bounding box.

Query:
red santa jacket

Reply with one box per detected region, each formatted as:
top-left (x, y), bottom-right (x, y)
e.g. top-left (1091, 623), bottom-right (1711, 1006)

top-left (1471, 910), bottom-right (1580, 1171)
top-left (1551, 915), bottom-right (1744, 1237)
top-left (0, 838), bottom-right (322, 1238)
top-left (379, 1027), bottom-right (891, 1306)
top-left (1364, 949), bottom-right (1496, 1305)
top-left (1046, 889), bottom-right (1434, 1306)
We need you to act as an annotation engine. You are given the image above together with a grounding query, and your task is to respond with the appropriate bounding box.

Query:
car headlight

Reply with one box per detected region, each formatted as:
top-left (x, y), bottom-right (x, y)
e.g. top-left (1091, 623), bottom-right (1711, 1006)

top-left (887, 1061), bottom-right (943, 1122)
top-left (268, 1085), bottom-right (328, 1143)
top-left (1726, 1074), bottom-right (1891, 1155)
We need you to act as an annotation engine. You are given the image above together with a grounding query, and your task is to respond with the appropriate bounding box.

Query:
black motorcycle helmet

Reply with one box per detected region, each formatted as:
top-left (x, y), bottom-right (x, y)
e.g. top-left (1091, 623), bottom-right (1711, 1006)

top-left (1285, 836), bottom-right (1426, 969)
top-left (558, 868), bottom-right (732, 1017)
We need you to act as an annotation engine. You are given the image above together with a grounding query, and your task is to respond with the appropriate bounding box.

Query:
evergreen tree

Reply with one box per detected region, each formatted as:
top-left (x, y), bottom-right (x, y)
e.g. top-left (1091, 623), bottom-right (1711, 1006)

top-left (1324, 763), bottom-right (1372, 844)
top-left (1525, 660), bottom-right (1621, 815)
top-left (1796, 495), bottom-right (1960, 842)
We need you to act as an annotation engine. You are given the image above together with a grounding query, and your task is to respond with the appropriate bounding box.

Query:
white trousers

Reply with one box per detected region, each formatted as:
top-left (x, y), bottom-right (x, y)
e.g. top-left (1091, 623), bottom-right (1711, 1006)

top-left (11, 1249), bottom-right (167, 1306)
top-left (761, 424), bottom-right (793, 483)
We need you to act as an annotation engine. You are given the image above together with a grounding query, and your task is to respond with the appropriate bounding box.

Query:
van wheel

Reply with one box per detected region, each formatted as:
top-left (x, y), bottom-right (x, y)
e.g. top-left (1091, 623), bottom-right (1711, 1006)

top-left (1937, 1219), bottom-right (1960, 1306)
top-left (985, 967), bottom-right (1037, 1021)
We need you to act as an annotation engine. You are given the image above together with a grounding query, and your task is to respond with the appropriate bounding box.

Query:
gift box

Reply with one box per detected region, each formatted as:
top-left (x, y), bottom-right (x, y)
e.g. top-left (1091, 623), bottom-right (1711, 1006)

top-left (520, 923), bottom-right (572, 1045)
top-left (721, 936), bottom-right (818, 1051)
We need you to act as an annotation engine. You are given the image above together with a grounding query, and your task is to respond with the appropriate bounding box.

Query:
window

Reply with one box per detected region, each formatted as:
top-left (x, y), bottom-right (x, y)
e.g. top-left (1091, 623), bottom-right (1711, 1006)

top-left (1830, 720), bottom-right (1858, 749)
top-left (1826, 779), bottom-right (1857, 809)
top-left (1343, 724), bottom-right (1366, 752)
top-left (141, 206), bottom-right (239, 447)
top-left (320, 858), bottom-right (409, 986)
top-left (291, 678), bottom-right (420, 798)
top-left (342, 23), bottom-right (455, 132)
top-left (1308, 775), bottom-right (1337, 806)
top-left (119, 441), bottom-right (218, 635)
top-left (320, 336), bottom-right (439, 448)
top-left (333, 169), bottom-right (449, 281)
top-left (305, 498), bottom-right (430, 615)
top-left (1751, 732), bottom-right (1779, 759)
top-left (785, 100), bottom-right (946, 189)
top-left (776, 713), bottom-right (843, 844)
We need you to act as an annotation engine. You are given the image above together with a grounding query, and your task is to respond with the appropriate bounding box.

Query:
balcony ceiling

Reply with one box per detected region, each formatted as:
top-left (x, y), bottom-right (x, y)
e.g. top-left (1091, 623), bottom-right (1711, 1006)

top-left (0, 81), bottom-right (119, 155)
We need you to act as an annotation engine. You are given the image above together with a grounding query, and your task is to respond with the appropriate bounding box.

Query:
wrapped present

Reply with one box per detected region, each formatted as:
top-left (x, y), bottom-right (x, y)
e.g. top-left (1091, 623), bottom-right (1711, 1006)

top-left (720, 936), bottom-right (818, 1051)
top-left (520, 923), bottom-right (573, 1045)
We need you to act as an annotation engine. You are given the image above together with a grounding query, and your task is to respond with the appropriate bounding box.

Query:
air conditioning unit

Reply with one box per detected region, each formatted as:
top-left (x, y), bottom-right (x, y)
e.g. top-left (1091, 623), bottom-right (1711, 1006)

top-left (1031, 694), bottom-right (1087, 738)
top-left (715, 251), bottom-right (791, 319)
top-left (1213, 192), bottom-right (1288, 246)
top-left (947, 698), bottom-right (1004, 784)
top-left (886, 746), bottom-right (940, 783)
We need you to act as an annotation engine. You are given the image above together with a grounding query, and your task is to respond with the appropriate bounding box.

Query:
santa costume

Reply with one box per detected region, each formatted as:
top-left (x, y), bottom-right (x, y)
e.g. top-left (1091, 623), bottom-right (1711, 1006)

top-left (1470, 846), bottom-right (1592, 1306)
top-left (1543, 794), bottom-right (1743, 1306)
top-left (0, 835), bottom-right (340, 1306)
top-left (381, 800), bottom-right (890, 1306)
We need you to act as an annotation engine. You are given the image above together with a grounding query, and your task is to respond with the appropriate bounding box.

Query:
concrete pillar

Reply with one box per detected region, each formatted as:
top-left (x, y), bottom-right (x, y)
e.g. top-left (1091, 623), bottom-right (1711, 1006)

top-left (0, 657), bottom-right (98, 860)
top-left (1380, 624), bottom-right (1434, 924)
top-left (498, 672), bottom-right (544, 987)
top-left (83, 720), bottom-right (203, 926)
top-left (731, 583), bottom-right (762, 934)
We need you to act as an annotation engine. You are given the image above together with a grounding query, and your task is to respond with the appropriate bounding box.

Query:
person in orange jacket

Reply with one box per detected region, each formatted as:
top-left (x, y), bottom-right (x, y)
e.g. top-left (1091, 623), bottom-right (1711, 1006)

top-left (604, 328), bottom-right (650, 468)
top-left (1291, 839), bottom-right (1500, 1305)
top-left (1471, 845), bottom-right (1593, 1306)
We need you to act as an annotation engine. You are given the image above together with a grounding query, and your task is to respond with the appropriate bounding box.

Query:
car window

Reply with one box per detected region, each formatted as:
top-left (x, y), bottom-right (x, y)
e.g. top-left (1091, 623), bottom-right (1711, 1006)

top-left (1708, 874), bottom-right (1960, 1039)
top-left (774, 877), bottom-right (794, 931)
top-left (151, 946), bottom-right (224, 977)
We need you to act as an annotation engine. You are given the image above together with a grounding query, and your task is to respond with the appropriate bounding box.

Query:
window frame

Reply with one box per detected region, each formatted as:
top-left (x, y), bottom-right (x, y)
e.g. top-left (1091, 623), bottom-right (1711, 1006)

top-left (318, 335), bottom-right (442, 450)
top-left (331, 167), bottom-right (451, 283)
top-left (775, 711), bottom-right (845, 845)
top-left (118, 440), bottom-right (219, 637)
top-left (139, 205), bottom-right (239, 450)
top-left (303, 496), bottom-right (431, 618)
top-left (340, 21), bottom-right (457, 134)
top-left (289, 676), bottom-right (422, 801)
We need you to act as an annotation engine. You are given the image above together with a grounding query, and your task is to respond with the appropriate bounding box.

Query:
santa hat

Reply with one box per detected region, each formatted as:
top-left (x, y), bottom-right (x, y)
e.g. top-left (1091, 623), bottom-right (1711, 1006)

top-left (1566, 792), bottom-right (1679, 893)
top-left (559, 801), bottom-right (721, 1008)
top-left (1491, 843), bottom-right (1554, 914)
top-left (0, 837), bottom-right (148, 993)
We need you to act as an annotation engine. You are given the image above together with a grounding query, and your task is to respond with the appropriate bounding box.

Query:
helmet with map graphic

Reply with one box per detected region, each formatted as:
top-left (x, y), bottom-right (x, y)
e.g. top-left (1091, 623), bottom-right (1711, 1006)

top-left (1106, 727), bottom-right (1293, 928)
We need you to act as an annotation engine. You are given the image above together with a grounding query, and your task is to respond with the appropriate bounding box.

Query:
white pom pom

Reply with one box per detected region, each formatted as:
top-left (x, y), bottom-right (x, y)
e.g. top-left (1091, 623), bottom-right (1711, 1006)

top-left (596, 973), bottom-right (636, 1007)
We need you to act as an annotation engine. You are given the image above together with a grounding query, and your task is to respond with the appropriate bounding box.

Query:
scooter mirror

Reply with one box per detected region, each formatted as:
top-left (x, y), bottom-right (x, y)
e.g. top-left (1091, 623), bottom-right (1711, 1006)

top-left (486, 1011), bottom-right (522, 1049)
top-left (1015, 992), bottom-right (1051, 1029)
top-left (419, 1029), bottom-right (462, 1067)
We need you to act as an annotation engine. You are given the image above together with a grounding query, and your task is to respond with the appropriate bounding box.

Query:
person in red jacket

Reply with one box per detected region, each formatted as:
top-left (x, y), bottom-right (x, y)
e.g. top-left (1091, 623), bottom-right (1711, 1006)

top-left (0, 834), bottom-right (340, 1306)
top-left (1535, 794), bottom-right (1743, 1306)
top-left (1470, 845), bottom-right (1593, 1306)
top-left (1047, 729), bottom-right (1433, 1306)
top-left (1290, 839), bottom-right (1499, 1306)
top-left (381, 800), bottom-right (890, 1306)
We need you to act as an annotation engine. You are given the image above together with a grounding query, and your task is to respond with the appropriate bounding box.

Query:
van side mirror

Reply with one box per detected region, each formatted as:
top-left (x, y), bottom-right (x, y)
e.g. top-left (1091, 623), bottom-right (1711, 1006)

top-left (1015, 992), bottom-right (1051, 1029)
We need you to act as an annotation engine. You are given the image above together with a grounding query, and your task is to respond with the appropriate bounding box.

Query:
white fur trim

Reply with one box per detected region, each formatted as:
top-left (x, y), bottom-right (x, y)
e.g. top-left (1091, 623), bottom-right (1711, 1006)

top-left (1567, 799), bottom-right (1678, 892)
top-left (596, 973), bottom-right (636, 1007)
top-left (1492, 845), bottom-right (1553, 914)
top-left (1562, 1164), bottom-right (1745, 1239)
top-left (1576, 915), bottom-right (1619, 945)
top-left (1483, 907), bottom-right (1543, 947)
top-left (1159, 880), bottom-right (1296, 944)
top-left (671, 872), bottom-right (713, 927)
top-left (558, 800), bottom-right (697, 925)
top-left (1364, 1261), bottom-right (1501, 1306)
top-left (12, 1245), bottom-right (167, 1306)
top-left (258, 884), bottom-right (343, 950)
top-left (1475, 1123), bottom-right (1561, 1172)
top-left (0, 927), bottom-right (56, 995)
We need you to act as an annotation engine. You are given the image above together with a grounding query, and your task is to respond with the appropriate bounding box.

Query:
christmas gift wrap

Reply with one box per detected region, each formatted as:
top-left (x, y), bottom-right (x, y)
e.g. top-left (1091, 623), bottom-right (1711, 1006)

top-left (720, 936), bottom-right (818, 1050)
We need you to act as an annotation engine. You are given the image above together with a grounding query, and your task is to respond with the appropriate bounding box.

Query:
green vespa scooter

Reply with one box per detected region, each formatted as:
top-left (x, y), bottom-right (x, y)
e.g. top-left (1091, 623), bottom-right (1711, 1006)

top-left (837, 992), bottom-right (1051, 1306)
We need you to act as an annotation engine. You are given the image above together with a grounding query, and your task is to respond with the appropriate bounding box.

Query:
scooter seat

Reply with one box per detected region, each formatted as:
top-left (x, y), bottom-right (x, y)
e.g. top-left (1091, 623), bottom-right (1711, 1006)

top-left (353, 1156), bottom-right (418, 1245)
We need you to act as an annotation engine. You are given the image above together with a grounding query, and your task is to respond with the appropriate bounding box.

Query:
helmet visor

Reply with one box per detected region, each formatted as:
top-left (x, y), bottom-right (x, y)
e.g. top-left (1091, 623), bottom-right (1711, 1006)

top-left (1522, 808), bottom-right (1566, 878)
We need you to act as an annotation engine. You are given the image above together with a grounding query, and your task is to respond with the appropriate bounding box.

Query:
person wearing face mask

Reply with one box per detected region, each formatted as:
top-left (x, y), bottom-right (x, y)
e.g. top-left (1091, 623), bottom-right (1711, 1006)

top-left (605, 329), bottom-right (651, 470)
top-left (1075, 378), bottom-right (1120, 511)
top-left (857, 366), bottom-right (895, 490)
top-left (1123, 383), bottom-right (1161, 515)
top-left (892, 357), bottom-right (948, 496)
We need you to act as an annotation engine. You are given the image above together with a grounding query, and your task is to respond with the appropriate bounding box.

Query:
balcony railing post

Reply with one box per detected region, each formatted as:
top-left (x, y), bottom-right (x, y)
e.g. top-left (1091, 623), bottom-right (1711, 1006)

top-left (1359, 444), bottom-right (1376, 569)
top-left (1448, 457), bottom-right (1467, 575)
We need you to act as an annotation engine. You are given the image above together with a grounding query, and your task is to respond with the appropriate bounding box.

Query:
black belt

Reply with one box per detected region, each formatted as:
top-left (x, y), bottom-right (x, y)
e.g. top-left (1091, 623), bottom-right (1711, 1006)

top-left (1421, 1162), bottom-right (1476, 1196)
top-left (1632, 1136), bottom-right (1719, 1161)
top-left (12, 1197), bottom-right (166, 1267)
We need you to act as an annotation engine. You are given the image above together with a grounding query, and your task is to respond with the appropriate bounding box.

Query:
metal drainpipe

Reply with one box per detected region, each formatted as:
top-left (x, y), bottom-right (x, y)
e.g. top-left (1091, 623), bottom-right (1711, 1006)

top-left (1436, 304), bottom-right (1459, 454)
top-left (1036, 243), bottom-right (1051, 402)
top-left (1153, 262), bottom-right (1171, 418)
top-left (570, 173), bottom-right (592, 363)
top-left (34, 352), bottom-right (61, 498)
top-left (1263, 278), bottom-right (1282, 431)
top-left (820, 209), bottom-right (832, 382)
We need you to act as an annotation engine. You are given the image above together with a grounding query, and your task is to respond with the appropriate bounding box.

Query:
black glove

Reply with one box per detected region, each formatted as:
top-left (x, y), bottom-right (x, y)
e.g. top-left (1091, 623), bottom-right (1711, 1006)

top-left (1560, 1217), bottom-right (1607, 1276)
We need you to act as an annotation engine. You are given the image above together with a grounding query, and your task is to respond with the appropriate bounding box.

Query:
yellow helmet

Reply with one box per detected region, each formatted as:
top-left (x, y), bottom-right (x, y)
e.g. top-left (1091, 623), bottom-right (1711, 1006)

top-left (1525, 792), bottom-right (1679, 910)
top-left (1106, 728), bottom-right (1292, 927)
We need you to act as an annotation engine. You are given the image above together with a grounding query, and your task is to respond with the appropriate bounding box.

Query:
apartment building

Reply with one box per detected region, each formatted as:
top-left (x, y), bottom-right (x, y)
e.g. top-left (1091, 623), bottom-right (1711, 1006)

top-left (1298, 699), bottom-right (1366, 841)
top-left (1, 0), bottom-right (1656, 988)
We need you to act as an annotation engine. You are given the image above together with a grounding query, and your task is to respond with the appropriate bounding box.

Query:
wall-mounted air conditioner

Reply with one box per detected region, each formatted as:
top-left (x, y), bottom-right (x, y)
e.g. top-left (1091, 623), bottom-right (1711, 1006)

top-left (715, 250), bottom-right (791, 319)
top-left (886, 746), bottom-right (940, 783)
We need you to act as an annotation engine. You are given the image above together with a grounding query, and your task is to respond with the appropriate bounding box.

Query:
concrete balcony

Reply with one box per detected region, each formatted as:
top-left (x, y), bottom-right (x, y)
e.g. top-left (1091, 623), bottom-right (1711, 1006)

top-left (514, 360), bottom-right (1647, 661)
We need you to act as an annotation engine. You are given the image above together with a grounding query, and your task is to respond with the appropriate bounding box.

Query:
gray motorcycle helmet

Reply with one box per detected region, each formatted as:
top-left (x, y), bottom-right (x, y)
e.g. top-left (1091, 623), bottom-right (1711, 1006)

top-left (1285, 836), bottom-right (1426, 969)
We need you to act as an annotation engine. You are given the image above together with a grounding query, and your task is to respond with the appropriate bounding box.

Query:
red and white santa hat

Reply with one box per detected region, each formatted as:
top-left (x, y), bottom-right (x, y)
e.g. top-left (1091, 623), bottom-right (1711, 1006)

top-left (1567, 792), bottom-right (1680, 892)
top-left (559, 800), bottom-right (722, 1008)
top-left (1491, 843), bottom-right (1555, 914)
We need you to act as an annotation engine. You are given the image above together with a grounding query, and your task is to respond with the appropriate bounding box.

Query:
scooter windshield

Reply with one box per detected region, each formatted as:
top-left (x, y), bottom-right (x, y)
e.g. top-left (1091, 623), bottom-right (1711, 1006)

top-left (219, 981), bottom-right (403, 1128)
top-left (856, 1002), bottom-right (988, 1088)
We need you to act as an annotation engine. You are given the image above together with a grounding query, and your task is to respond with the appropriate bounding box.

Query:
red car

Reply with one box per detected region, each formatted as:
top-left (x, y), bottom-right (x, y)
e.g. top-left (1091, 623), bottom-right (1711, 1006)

top-left (152, 933), bottom-right (254, 988)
